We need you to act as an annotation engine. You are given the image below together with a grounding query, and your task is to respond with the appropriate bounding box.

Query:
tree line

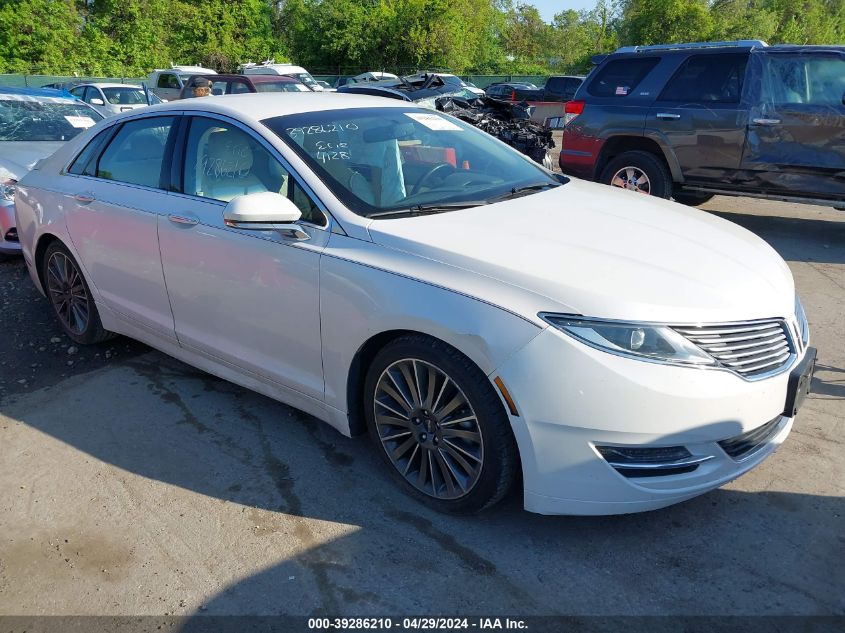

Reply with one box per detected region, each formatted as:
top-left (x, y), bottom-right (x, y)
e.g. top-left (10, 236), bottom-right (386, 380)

top-left (0, 0), bottom-right (842, 77)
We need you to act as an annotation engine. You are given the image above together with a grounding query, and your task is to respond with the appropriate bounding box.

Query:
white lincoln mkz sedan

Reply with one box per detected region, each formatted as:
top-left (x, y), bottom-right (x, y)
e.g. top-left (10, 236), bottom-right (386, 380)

top-left (15, 94), bottom-right (815, 515)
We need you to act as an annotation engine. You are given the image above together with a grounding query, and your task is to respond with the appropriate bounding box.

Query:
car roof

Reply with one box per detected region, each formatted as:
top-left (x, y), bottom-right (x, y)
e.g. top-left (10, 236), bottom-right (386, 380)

top-left (76, 83), bottom-right (143, 89)
top-left (189, 74), bottom-right (300, 83)
top-left (112, 92), bottom-right (414, 121)
top-left (0, 86), bottom-right (78, 101)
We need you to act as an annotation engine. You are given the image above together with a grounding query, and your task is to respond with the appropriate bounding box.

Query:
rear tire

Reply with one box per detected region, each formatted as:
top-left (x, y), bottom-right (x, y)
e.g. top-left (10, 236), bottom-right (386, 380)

top-left (364, 334), bottom-right (518, 514)
top-left (673, 191), bottom-right (715, 207)
top-left (600, 150), bottom-right (672, 199)
top-left (42, 241), bottom-right (114, 345)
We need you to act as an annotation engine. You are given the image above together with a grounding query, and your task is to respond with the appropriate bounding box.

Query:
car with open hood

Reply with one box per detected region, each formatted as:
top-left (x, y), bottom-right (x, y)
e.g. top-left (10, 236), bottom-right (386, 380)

top-left (14, 93), bottom-right (814, 514)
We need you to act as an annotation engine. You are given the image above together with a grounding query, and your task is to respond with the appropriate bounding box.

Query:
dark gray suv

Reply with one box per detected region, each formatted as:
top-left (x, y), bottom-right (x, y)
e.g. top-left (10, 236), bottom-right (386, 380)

top-left (559, 40), bottom-right (845, 209)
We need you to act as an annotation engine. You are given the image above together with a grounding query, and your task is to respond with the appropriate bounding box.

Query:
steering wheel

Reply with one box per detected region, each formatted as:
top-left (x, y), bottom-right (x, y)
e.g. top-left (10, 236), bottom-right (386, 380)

top-left (411, 162), bottom-right (456, 196)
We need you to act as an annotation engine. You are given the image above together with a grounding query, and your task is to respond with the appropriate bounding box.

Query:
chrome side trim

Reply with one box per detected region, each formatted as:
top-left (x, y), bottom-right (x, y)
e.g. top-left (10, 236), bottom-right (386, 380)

top-left (605, 455), bottom-right (714, 470)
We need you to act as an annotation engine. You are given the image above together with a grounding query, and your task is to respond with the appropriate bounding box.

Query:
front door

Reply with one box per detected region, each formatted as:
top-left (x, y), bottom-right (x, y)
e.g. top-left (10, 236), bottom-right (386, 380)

top-left (647, 52), bottom-right (750, 185)
top-left (62, 115), bottom-right (178, 340)
top-left (157, 115), bottom-right (330, 399)
top-left (742, 50), bottom-right (845, 202)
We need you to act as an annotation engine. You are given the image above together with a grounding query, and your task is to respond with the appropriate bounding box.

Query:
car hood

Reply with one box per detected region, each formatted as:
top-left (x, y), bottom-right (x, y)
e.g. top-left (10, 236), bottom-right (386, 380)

top-left (366, 179), bottom-right (794, 324)
top-left (0, 141), bottom-right (65, 180)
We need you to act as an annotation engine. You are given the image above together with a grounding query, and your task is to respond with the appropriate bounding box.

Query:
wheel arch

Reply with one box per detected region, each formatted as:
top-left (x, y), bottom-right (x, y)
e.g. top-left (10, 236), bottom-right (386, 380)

top-left (596, 134), bottom-right (682, 183)
top-left (33, 232), bottom-right (62, 294)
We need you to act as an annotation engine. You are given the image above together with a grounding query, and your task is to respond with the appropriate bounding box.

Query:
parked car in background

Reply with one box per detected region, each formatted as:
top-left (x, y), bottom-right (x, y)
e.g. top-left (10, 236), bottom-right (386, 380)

top-left (148, 65), bottom-right (217, 101)
top-left (349, 71), bottom-right (399, 83)
top-left (40, 81), bottom-right (82, 92)
top-left (405, 72), bottom-right (485, 96)
top-left (239, 60), bottom-right (323, 91)
top-left (485, 82), bottom-right (541, 101)
top-left (15, 93), bottom-right (814, 515)
top-left (68, 83), bottom-right (160, 117)
top-left (560, 40), bottom-right (845, 209)
top-left (177, 74), bottom-right (310, 99)
top-left (315, 80), bottom-right (335, 91)
top-left (486, 77), bottom-right (584, 102)
top-left (0, 87), bottom-right (102, 258)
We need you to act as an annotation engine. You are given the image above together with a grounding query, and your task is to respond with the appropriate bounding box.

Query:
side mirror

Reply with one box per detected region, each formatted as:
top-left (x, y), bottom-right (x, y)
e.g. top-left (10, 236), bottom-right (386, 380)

top-left (90, 98), bottom-right (105, 106)
top-left (222, 192), bottom-right (308, 240)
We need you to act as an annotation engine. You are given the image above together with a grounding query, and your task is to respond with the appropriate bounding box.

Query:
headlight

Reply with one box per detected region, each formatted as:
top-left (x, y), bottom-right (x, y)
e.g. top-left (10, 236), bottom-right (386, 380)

top-left (540, 314), bottom-right (716, 366)
top-left (0, 179), bottom-right (16, 202)
top-left (795, 295), bottom-right (809, 345)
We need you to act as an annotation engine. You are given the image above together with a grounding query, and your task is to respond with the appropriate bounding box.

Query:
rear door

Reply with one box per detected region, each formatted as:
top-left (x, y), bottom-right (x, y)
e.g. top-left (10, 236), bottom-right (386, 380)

top-left (63, 115), bottom-right (178, 341)
top-left (741, 50), bottom-right (845, 201)
top-left (647, 53), bottom-right (750, 185)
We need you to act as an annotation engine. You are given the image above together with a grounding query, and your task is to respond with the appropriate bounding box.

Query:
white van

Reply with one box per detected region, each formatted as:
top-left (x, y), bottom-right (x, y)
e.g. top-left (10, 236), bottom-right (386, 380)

top-left (148, 65), bottom-right (217, 101)
top-left (239, 61), bottom-right (322, 91)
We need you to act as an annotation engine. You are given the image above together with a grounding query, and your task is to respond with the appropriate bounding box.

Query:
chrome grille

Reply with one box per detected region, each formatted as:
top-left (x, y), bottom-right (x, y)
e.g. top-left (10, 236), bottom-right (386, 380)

top-left (673, 320), bottom-right (794, 378)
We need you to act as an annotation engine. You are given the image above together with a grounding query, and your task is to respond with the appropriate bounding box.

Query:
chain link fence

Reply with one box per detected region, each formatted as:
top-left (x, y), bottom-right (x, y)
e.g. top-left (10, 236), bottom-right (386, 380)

top-left (0, 74), bottom-right (145, 88)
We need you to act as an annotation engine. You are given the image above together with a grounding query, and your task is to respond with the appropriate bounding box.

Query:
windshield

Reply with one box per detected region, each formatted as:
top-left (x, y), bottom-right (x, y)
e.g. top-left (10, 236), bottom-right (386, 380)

top-left (102, 87), bottom-right (146, 105)
top-left (0, 98), bottom-right (103, 141)
top-left (291, 72), bottom-right (318, 87)
top-left (263, 107), bottom-right (559, 217)
top-left (255, 81), bottom-right (311, 93)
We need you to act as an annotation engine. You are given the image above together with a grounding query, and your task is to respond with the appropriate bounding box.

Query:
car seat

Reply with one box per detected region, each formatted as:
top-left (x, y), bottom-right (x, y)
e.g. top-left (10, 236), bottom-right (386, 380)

top-left (199, 129), bottom-right (267, 201)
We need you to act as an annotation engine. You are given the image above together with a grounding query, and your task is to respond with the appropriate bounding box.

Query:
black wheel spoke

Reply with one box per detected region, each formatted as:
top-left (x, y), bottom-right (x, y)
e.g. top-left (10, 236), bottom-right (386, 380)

top-left (374, 358), bottom-right (483, 500)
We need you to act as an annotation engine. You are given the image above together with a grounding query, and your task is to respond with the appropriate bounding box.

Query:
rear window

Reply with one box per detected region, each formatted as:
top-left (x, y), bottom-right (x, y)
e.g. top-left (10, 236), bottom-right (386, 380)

top-left (587, 58), bottom-right (659, 97)
top-left (0, 97), bottom-right (102, 141)
top-left (255, 81), bottom-right (310, 93)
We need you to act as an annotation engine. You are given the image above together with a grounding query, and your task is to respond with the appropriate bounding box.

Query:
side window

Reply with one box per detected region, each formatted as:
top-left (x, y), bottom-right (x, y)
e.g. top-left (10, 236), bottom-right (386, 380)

top-left (211, 81), bottom-right (228, 96)
top-left (587, 57), bottom-right (659, 97)
top-left (68, 128), bottom-right (114, 175)
top-left (659, 54), bottom-right (748, 104)
top-left (69, 86), bottom-right (85, 99)
top-left (182, 117), bottom-right (326, 226)
top-left (96, 116), bottom-right (175, 188)
top-left (157, 73), bottom-right (178, 89)
top-left (763, 54), bottom-right (845, 106)
top-left (230, 81), bottom-right (251, 94)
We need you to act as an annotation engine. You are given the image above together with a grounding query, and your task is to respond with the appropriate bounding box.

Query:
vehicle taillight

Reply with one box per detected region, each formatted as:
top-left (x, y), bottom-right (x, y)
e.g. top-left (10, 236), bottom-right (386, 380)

top-left (564, 100), bottom-right (585, 126)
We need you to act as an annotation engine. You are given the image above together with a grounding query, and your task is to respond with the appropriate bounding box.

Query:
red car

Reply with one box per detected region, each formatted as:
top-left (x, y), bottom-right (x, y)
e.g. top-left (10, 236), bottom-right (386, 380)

top-left (178, 74), bottom-right (310, 99)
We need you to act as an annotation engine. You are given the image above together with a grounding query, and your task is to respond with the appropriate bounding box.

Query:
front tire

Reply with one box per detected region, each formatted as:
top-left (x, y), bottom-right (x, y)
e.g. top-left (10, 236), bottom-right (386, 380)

top-left (600, 150), bottom-right (672, 198)
top-left (42, 241), bottom-right (113, 345)
top-left (364, 334), bottom-right (518, 514)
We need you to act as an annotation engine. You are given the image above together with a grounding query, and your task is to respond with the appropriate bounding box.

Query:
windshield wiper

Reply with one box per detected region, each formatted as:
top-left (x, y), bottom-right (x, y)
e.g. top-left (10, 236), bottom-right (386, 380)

top-left (369, 201), bottom-right (486, 219)
top-left (487, 182), bottom-right (560, 203)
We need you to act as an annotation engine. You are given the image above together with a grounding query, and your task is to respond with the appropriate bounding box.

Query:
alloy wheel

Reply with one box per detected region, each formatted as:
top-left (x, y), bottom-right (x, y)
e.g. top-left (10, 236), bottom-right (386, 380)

top-left (46, 251), bottom-right (90, 335)
top-left (610, 166), bottom-right (651, 194)
top-left (373, 358), bottom-right (484, 499)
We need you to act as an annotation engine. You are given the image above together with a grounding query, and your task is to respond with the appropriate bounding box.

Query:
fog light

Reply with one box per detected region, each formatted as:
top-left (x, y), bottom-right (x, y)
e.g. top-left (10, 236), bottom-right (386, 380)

top-left (596, 445), bottom-right (712, 478)
top-left (4, 227), bottom-right (17, 242)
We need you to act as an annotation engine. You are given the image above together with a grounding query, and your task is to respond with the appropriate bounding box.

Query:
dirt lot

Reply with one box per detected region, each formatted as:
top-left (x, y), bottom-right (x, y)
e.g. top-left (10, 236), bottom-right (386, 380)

top-left (0, 197), bottom-right (843, 622)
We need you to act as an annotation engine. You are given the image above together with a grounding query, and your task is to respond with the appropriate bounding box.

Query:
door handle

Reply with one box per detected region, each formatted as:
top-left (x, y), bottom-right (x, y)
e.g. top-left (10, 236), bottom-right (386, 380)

top-left (656, 112), bottom-right (681, 120)
top-left (74, 192), bottom-right (95, 204)
top-left (168, 214), bottom-right (199, 226)
top-left (752, 118), bottom-right (781, 125)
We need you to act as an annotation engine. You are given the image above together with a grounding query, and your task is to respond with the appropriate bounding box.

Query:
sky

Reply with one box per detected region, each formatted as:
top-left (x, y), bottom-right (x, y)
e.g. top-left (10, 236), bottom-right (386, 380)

top-left (532, 0), bottom-right (598, 22)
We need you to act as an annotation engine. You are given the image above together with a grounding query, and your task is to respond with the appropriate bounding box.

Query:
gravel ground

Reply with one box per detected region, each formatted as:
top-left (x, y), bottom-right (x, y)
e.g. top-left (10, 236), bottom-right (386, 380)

top-left (0, 258), bottom-right (147, 403)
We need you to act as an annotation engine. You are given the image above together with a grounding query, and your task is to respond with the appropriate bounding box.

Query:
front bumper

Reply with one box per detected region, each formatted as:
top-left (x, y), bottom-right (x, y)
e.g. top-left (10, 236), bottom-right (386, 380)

top-left (494, 326), bottom-right (807, 515)
top-left (0, 199), bottom-right (21, 255)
